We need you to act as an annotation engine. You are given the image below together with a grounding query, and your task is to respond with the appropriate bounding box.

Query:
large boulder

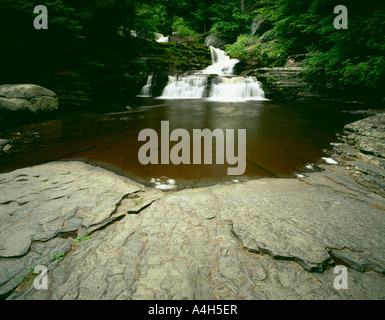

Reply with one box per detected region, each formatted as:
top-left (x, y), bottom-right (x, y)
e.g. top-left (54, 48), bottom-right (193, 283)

top-left (0, 84), bottom-right (58, 112)
top-left (0, 139), bottom-right (12, 153)
top-left (204, 34), bottom-right (228, 48)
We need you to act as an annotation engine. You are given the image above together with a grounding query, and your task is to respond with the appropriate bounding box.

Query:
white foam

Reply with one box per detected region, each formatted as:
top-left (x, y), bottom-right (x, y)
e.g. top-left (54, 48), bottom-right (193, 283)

top-left (159, 47), bottom-right (266, 101)
top-left (322, 157), bottom-right (338, 164)
top-left (150, 177), bottom-right (177, 190)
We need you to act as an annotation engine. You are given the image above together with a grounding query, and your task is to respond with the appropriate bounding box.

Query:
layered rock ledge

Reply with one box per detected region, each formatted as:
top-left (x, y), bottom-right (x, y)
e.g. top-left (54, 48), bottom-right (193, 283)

top-left (1, 113), bottom-right (385, 300)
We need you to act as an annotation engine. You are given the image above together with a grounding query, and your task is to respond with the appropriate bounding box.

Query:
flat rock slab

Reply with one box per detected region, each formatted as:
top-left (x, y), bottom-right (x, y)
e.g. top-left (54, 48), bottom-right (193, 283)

top-left (0, 161), bottom-right (153, 297)
top-left (5, 166), bottom-right (385, 300)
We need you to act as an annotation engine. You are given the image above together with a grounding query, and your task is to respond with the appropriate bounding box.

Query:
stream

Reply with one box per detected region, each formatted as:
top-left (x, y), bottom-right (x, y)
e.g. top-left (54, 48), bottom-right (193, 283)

top-left (0, 98), bottom-right (365, 190)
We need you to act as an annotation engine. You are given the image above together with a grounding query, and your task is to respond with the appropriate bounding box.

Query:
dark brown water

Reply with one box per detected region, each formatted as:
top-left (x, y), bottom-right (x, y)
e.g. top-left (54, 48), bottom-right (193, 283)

top-left (0, 98), bottom-right (366, 189)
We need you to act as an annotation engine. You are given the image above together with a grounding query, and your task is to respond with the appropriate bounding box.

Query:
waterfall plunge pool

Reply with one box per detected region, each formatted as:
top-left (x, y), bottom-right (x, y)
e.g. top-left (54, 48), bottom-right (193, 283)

top-left (0, 98), bottom-right (367, 190)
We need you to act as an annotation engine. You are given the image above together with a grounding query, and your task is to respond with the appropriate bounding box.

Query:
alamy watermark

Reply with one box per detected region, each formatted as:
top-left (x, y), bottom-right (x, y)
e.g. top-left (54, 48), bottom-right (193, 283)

top-left (33, 265), bottom-right (48, 290)
top-left (33, 5), bottom-right (48, 30)
top-left (33, 5), bottom-right (347, 31)
top-left (333, 265), bottom-right (348, 290)
top-left (31, 263), bottom-right (349, 291)
top-left (334, 5), bottom-right (348, 29)
top-left (138, 121), bottom-right (246, 176)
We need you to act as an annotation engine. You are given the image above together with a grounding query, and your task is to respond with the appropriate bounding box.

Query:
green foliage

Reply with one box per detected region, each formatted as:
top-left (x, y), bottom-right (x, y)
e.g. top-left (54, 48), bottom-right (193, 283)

top-left (250, 0), bottom-right (385, 96)
top-left (134, 2), bottom-right (168, 36)
top-left (74, 233), bottom-right (90, 244)
top-left (225, 34), bottom-right (286, 67)
top-left (154, 42), bottom-right (211, 72)
top-left (1, 0), bottom-right (384, 99)
top-left (20, 266), bottom-right (37, 289)
top-left (53, 252), bottom-right (66, 261)
top-left (135, 200), bottom-right (144, 207)
top-left (224, 34), bottom-right (250, 60)
top-left (208, 0), bottom-right (253, 42)
top-left (341, 57), bottom-right (385, 88)
top-left (172, 17), bottom-right (198, 36)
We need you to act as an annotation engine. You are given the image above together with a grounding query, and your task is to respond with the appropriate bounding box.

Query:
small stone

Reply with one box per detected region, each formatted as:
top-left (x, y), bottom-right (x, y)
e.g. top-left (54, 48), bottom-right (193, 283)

top-left (0, 139), bottom-right (11, 147)
top-left (2, 144), bottom-right (12, 152)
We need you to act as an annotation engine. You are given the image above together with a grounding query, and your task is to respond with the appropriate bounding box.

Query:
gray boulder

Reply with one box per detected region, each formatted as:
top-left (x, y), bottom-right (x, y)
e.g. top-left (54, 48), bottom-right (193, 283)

top-left (0, 139), bottom-right (12, 153)
top-left (0, 139), bottom-right (11, 147)
top-left (0, 84), bottom-right (58, 112)
top-left (204, 34), bottom-right (228, 48)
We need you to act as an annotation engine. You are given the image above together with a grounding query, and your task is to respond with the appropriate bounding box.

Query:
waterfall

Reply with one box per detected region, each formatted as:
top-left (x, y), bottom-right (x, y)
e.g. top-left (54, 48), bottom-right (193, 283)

top-left (139, 46), bottom-right (266, 101)
top-left (209, 76), bottom-right (265, 101)
top-left (161, 74), bottom-right (208, 99)
top-left (156, 35), bottom-right (169, 43)
top-left (138, 75), bottom-right (153, 97)
top-left (202, 47), bottom-right (240, 75)
top-left (249, 18), bottom-right (266, 38)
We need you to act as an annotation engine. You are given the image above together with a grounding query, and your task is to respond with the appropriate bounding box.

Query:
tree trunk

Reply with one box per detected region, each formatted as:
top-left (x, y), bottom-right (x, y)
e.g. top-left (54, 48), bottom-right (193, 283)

top-left (241, 0), bottom-right (244, 11)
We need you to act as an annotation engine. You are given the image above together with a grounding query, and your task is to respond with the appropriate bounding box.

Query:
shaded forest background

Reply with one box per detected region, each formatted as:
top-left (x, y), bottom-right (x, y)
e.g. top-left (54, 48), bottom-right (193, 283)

top-left (0, 0), bottom-right (384, 102)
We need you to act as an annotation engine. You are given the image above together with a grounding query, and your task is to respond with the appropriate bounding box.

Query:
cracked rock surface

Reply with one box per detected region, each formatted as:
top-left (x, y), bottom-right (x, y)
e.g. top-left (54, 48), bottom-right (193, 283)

top-left (0, 161), bottom-right (162, 298)
top-left (1, 113), bottom-right (385, 300)
top-left (341, 113), bottom-right (385, 196)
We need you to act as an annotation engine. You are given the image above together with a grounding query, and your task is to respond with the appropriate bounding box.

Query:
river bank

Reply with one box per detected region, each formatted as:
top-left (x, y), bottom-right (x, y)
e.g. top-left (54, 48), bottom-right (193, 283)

top-left (1, 112), bottom-right (384, 300)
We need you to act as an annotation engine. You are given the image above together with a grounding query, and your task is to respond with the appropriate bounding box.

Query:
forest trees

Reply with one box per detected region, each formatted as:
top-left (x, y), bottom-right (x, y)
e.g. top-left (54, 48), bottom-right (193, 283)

top-left (0, 0), bottom-right (384, 99)
top-left (225, 0), bottom-right (385, 97)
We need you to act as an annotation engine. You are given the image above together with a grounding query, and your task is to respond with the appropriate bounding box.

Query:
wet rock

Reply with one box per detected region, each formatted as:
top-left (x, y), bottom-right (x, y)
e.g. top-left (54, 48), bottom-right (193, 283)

top-left (344, 113), bottom-right (385, 158)
top-left (0, 139), bottom-right (10, 147)
top-left (2, 144), bottom-right (12, 152)
top-left (0, 139), bottom-right (12, 153)
top-left (241, 67), bottom-right (317, 99)
top-left (204, 34), bottom-right (228, 48)
top-left (5, 163), bottom-right (385, 300)
top-left (0, 237), bottom-right (73, 299)
top-left (0, 161), bottom-right (144, 257)
top-left (0, 161), bottom-right (163, 297)
top-left (2, 112), bottom-right (385, 300)
top-left (340, 113), bottom-right (385, 196)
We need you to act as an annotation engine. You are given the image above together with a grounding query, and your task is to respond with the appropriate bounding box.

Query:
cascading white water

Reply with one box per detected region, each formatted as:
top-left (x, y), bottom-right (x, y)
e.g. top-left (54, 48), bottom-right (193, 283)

top-left (161, 74), bottom-right (208, 99)
top-left (156, 35), bottom-right (169, 43)
top-left (138, 75), bottom-right (153, 97)
top-left (209, 76), bottom-right (266, 101)
top-left (158, 46), bottom-right (267, 101)
top-left (202, 46), bottom-right (240, 75)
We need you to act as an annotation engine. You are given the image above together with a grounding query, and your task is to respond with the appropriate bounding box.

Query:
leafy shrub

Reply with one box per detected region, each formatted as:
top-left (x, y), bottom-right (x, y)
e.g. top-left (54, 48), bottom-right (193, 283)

top-left (172, 17), bottom-right (198, 36)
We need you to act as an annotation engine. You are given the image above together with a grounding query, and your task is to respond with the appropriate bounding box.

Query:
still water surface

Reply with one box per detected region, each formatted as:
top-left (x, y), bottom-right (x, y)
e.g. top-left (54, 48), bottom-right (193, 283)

top-left (0, 98), bottom-right (365, 189)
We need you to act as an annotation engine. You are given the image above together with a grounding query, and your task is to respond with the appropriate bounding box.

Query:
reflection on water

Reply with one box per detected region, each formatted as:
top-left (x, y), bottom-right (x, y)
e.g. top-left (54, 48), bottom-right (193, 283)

top-left (0, 98), bottom-right (365, 189)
